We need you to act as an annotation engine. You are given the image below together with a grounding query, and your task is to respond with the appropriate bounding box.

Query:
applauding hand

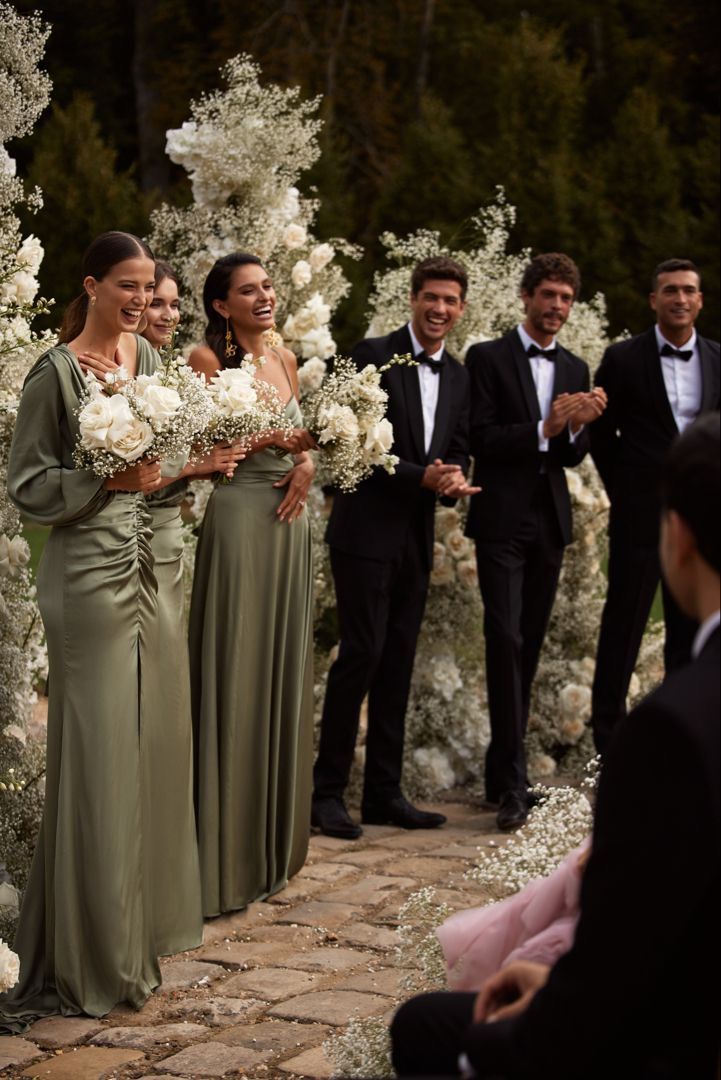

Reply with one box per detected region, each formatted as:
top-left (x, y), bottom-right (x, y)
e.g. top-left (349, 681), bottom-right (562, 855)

top-left (571, 387), bottom-right (608, 428)
top-left (473, 960), bottom-right (550, 1024)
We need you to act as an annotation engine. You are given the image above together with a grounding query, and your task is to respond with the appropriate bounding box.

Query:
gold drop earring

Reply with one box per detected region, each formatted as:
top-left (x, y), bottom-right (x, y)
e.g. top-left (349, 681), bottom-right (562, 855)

top-left (263, 323), bottom-right (283, 349)
top-left (225, 316), bottom-right (237, 359)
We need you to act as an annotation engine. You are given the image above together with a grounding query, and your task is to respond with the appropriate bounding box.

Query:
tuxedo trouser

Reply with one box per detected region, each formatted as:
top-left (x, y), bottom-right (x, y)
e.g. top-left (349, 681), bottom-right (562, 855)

top-left (591, 539), bottom-right (698, 754)
top-left (475, 479), bottom-right (564, 801)
top-left (314, 532), bottom-right (430, 803)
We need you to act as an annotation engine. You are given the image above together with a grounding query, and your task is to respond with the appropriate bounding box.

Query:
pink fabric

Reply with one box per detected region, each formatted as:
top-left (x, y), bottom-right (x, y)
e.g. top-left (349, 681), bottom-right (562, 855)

top-left (436, 840), bottom-right (589, 991)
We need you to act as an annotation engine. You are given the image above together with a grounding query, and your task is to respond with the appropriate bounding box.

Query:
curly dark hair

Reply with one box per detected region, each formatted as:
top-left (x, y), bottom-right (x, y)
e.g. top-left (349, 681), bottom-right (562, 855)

top-left (411, 256), bottom-right (468, 301)
top-left (520, 253), bottom-right (581, 299)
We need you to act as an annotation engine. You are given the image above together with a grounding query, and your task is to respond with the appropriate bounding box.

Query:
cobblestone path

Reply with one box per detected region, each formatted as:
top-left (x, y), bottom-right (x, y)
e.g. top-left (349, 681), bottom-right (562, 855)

top-left (1, 801), bottom-right (505, 1080)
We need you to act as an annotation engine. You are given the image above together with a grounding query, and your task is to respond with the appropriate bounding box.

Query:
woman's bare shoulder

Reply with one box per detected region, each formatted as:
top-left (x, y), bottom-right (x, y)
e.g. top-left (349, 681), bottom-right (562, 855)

top-left (188, 344), bottom-right (221, 378)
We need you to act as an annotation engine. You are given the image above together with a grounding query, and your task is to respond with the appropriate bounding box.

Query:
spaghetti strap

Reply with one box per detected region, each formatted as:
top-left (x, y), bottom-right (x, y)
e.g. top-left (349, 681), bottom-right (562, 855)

top-left (272, 347), bottom-right (295, 400)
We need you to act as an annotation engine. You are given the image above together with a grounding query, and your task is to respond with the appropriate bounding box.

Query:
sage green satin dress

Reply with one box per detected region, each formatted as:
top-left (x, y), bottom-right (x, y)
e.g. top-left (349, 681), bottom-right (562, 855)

top-left (189, 397), bottom-right (314, 918)
top-left (0, 339), bottom-right (201, 1032)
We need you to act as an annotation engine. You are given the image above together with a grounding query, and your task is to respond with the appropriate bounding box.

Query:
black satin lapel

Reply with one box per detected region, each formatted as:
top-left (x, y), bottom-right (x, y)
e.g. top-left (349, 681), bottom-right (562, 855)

top-left (552, 349), bottom-right (571, 399)
top-left (402, 363), bottom-right (426, 462)
top-left (698, 338), bottom-right (718, 411)
top-left (427, 358), bottom-right (453, 462)
top-left (509, 330), bottom-right (542, 421)
top-left (645, 330), bottom-right (679, 435)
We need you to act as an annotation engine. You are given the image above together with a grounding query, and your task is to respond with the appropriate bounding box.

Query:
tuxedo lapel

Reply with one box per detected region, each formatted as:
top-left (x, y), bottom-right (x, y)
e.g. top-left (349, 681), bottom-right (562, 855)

top-left (389, 326), bottom-right (425, 462)
top-left (552, 347), bottom-right (572, 399)
top-left (427, 352), bottom-right (453, 462)
top-left (509, 329), bottom-right (542, 421)
top-left (643, 327), bottom-right (679, 436)
top-left (698, 337), bottom-right (719, 412)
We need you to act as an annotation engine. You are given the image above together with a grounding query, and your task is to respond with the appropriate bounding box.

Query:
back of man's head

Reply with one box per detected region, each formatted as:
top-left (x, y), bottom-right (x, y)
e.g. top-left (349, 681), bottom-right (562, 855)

top-left (662, 413), bottom-right (720, 576)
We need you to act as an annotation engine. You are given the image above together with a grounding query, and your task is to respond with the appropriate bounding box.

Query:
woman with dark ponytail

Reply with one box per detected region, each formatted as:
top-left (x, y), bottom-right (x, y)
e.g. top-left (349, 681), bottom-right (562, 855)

top-left (0, 233), bottom-right (204, 1030)
top-left (187, 253), bottom-right (316, 917)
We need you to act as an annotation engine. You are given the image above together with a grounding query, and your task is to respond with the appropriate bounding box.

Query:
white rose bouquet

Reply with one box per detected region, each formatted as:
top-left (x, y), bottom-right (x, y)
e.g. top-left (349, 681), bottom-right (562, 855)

top-left (298, 353), bottom-right (413, 493)
top-left (73, 349), bottom-right (215, 479)
top-left (202, 355), bottom-right (292, 452)
top-left (0, 937), bottom-right (20, 993)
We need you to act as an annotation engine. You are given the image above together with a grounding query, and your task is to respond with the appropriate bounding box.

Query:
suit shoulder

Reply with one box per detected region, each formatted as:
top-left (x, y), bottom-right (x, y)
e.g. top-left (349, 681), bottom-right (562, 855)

top-left (559, 345), bottom-right (589, 372)
top-left (465, 337), bottom-right (508, 366)
top-left (624, 643), bottom-right (720, 752)
top-left (699, 335), bottom-right (720, 357)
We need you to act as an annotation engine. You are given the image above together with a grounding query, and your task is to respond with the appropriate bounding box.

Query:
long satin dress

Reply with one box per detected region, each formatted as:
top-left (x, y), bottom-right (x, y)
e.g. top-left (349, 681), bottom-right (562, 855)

top-left (0, 339), bottom-right (201, 1032)
top-left (189, 396), bottom-right (314, 918)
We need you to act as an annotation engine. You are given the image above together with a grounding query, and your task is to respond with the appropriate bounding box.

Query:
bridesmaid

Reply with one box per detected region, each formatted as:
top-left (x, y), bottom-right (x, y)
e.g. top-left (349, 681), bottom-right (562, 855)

top-left (1, 233), bottom-right (202, 1030)
top-left (188, 252), bottom-right (316, 917)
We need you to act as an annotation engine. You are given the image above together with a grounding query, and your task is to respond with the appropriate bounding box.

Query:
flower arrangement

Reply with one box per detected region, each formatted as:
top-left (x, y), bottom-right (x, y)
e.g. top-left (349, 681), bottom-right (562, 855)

top-left (202, 356), bottom-right (291, 451)
top-left (324, 1015), bottom-right (393, 1080)
top-left (0, 936), bottom-right (20, 992)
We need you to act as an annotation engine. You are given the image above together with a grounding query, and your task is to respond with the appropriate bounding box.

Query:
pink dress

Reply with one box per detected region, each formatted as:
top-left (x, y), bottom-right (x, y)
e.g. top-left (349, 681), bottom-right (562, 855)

top-left (436, 840), bottom-right (589, 991)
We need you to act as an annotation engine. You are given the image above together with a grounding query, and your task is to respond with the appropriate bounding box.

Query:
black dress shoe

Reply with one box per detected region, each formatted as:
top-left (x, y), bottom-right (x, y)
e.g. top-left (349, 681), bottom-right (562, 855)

top-left (496, 790), bottom-right (529, 832)
top-left (362, 795), bottom-right (447, 830)
top-left (311, 797), bottom-right (363, 840)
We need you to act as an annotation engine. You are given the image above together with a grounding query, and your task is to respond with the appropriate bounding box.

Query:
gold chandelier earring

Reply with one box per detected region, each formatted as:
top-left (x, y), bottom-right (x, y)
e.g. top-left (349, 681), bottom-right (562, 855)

top-left (225, 316), bottom-right (237, 359)
top-left (263, 323), bottom-right (283, 349)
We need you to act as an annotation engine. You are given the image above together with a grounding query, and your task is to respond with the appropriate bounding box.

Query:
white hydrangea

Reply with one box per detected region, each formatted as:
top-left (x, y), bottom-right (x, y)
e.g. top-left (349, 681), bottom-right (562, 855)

top-left (0, 533), bottom-right (30, 579)
top-left (0, 937), bottom-right (20, 992)
top-left (291, 259), bottom-right (313, 288)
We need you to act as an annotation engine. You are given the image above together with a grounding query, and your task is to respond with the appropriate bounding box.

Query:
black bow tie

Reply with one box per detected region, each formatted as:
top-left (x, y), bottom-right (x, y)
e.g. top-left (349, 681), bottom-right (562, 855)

top-left (660, 343), bottom-right (693, 362)
top-left (527, 344), bottom-right (558, 361)
top-left (418, 351), bottom-right (444, 374)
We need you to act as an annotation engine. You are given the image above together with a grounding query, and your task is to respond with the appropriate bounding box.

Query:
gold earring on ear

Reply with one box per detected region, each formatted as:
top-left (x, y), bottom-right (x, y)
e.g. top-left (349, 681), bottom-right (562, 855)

top-left (225, 317), bottom-right (237, 359)
top-left (263, 323), bottom-right (283, 349)
top-left (89, 296), bottom-right (96, 307)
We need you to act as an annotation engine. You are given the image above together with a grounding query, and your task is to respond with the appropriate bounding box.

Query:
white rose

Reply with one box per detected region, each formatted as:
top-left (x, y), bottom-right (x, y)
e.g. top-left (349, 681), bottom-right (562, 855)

top-left (281, 186), bottom-right (300, 222)
top-left (291, 260), bottom-right (313, 289)
top-left (305, 292), bottom-right (332, 325)
top-left (11, 271), bottom-right (38, 304)
top-left (317, 403), bottom-right (359, 444)
top-left (285, 308), bottom-right (318, 339)
top-left (0, 534), bottom-right (31, 580)
top-left (529, 753), bottom-right (557, 779)
top-left (559, 683), bottom-right (592, 720)
top-left (297, 357), bottom-right (327, 394)
top-left (309, 243), bottom-right (335, 273)
top-left (17, 234), bottom-right (44, 275)
top-left (432, 542), bottom-right (447, 573)
top-left (363, 419), bottom-right (394, 464)
top-left (78, 393), bottom-right (123, 450)
top-left (210, 369), bottom-right (258, 417)
top-left (284, 223), bottom-right (307, 250)
top-left (560, 717), bottom-right (587, 744)
top-left (435, 506), bottom-right (461, 538)
top-left (412, 747), bottom-right (456, 791)
top-left (446, 528), bottom-right (473, 561)
top-left (109, 416), bottom-right (154, 462)
top-left (354, 369), bottom-right (388, 406)
top-left (430, 561), bottom-right (456, 588)
top-left (0, 940), bottom-right (21, 993)
top-left (134, 379), bottom-right (182, 425)
top-left (457, 559), bottom-right (478, 590)
top-left (300, 326), bottom-right (335, 361)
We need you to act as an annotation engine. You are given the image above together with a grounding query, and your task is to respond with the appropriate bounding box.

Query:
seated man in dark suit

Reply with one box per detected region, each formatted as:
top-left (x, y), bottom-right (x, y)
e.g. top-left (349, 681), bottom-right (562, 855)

top-left (391, 412), bottom-right (720, 1080)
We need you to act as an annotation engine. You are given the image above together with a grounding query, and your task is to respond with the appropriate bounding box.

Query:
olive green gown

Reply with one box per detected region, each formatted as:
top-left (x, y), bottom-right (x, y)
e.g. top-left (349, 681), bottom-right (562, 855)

top-left (189, 397), bottom-right (314, 918)
top-left (0, 339), bottom-right (202, 1032)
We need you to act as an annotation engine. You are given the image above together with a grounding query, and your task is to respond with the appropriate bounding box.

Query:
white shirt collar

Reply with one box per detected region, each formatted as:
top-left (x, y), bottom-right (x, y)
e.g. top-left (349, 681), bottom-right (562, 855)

top-left (517, 323), bottom-right (557, 354)
top-left (655, 325), bottom-right (698, 354)
top-left (693, 610), bottom-right (720, 659)
top-left (408, 322), bottom-right (444, 363)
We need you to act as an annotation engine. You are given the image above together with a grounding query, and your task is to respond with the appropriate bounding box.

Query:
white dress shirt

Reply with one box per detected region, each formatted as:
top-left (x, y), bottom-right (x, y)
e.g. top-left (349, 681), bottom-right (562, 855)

top-left (409, 322), bottom-right (442, 455)
top-left (517, 324), bottom-right (559, 451)
top-left (655, 325), bottom-right (703, 433)
top-left (692, 610), bottom-right (720, 659)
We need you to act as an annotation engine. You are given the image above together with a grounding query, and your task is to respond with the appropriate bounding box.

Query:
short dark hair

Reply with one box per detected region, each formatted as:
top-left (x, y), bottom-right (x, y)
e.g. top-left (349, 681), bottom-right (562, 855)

top-left (662, 412), bottom-right (720, 573)
top-left (520, 253), bottom-right (581, 299)
top-left (411, 256), bottom-right (468, 301)
top-left (652, 258), bottom-right (702, 292)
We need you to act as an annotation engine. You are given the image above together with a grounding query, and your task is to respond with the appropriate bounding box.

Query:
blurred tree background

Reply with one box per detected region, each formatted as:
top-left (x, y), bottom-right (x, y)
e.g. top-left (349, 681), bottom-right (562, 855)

top-left (12, 0), bottom-right (720, 348)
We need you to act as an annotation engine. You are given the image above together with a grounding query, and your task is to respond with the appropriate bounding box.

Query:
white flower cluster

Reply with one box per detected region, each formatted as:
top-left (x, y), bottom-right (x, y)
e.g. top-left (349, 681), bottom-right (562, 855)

top-left (203, 358), bottom-right (291, 449)
top-left (150, 54), bottom-right (360, 350)
top-left (0, 935), bottom-right (20, 992)
top-left (324, 1015), bottom-right (393, 1080)
top-left (468, 783), bottom-right (594, 898)
top-left (300, 355), bottom-right (410, 492)
top-left (0, 3), bottom-right (51, 146)
top-left (396, 885), bottom-right (453, 992)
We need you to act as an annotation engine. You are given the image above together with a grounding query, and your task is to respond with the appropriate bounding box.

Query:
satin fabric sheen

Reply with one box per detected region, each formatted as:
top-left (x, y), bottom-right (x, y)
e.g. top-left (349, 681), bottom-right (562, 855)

top-left (189, 396), bottom-right (314, 918)
top-left (0, 339), bottom-right (202, 1032)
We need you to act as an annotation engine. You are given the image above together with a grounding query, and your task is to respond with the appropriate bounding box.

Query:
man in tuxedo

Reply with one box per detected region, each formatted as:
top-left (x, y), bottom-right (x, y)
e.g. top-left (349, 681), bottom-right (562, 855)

top-left (312, 257), bottom-right (479, 839)
top-left (391, 412), bottom-right (720, 1080)
top-left (465, 254), bottom-right (607, 830)
top-left (590, 258), bottom-right (720, 753)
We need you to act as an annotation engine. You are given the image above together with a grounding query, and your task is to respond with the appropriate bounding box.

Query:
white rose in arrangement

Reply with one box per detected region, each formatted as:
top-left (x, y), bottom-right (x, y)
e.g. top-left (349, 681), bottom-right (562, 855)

top-left (281, 186), bottom-right (301, 222)
top-left (528, 752), bottom-right (557, 779)
top-left (309, 243), bottom-right (335, 272)
top-left (426, 654), bottom-right (463, 702)
top-left (317, 402), bottom-right (360, 443)
top-left (305, 292), bottom-right (332, 326)
top-left (17, 234), bottom-right (44, 275)
top-left (363, 419), bottom-right (394, 464)
top-left (209, 368), bottom-right (259, 416)
top-left (412, 746), bottom-right (456, 792)
top-left (432, 542), bottom-right (447, 572)
top-left (628, 673), bottom-right (641, 701)
top-left (110, 417), bottom-right (155, 462)
top-left (434, 506), bottom-right (461, 538)
top-left (559, 683), bottom-right (592, 720)
top-left (300, 325), bottom-right (336, 361)
top-left (0, 533), bottom-right (31, 580)
top-left (79, 392), bottom-right (132, 451)
top-left (284, 223), bottom-right (308, 250)
top-left (457, 558), bottom-right (478, 590)
top-left (291, 260), bottom-right (313, 289)
top-left (560, 716), bottom-right (587, 744)
top-left (445, 528), bottom-right (473, 561)
top-left (134, 377), bottom-right (183, 425)
top-left (354, 371), bottom-right (388, 406)
top-left (430, 560), bottom-right (456, 588)
top-left (0, 939), bottom-right (21, 993)
top-left (11, 270), bottom-right (39, 304)
top-left (297, 357), bottom-right (327, 394)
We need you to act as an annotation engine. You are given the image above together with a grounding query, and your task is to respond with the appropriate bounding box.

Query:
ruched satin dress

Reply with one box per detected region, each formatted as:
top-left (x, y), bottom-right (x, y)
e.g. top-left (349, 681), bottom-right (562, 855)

top-left (0, 338), bottom-right (201, 1031)
top-left (189, 396), bottom-right (314, 918)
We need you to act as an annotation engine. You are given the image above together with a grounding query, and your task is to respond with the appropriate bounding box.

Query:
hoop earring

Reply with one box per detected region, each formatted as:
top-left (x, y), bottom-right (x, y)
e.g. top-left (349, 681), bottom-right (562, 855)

top-left (225, 317), bottom-right (237, 359)
top-left (263, 323), bottom-right (283, 349)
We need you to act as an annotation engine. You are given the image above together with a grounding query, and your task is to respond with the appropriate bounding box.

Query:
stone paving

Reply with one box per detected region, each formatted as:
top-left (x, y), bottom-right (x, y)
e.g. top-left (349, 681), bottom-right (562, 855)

top-left (1, 801), bottom-right (505, 1080)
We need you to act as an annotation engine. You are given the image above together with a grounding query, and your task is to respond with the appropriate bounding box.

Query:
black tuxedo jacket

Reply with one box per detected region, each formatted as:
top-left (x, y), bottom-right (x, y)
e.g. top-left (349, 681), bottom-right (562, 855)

top-left (464, 329), bottom-right (591, 546)
top-left (465, 627), bottom-right (721, 1080)
top-left (591, 327), bottom-right (720, 547)
top-left (325, 326), bottom-right (471, 568)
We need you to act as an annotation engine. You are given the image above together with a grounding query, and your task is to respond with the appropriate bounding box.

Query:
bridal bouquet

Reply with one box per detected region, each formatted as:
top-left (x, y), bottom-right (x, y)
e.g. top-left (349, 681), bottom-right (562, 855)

top-left (298, 353), bottom-right (412, 492)
top-left (73, 351), bottom-right (215, 478)
top-left (202, 355), bottom-right (292, 450)
top-left (0, 937), bottom-right (20, 992)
